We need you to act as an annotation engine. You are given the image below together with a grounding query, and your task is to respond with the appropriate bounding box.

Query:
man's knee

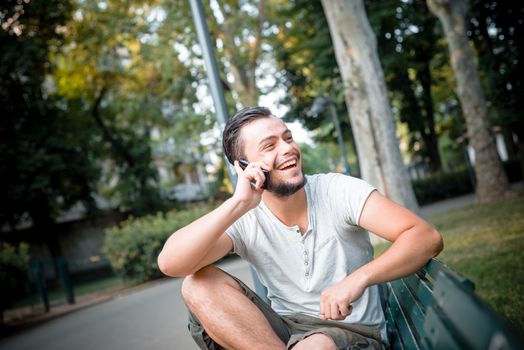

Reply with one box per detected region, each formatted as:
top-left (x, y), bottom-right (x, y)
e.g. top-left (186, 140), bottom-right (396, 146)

top-left (181, 265), bottom-right (214, 306)
top-left (181, 265), bottom-right (241, 307)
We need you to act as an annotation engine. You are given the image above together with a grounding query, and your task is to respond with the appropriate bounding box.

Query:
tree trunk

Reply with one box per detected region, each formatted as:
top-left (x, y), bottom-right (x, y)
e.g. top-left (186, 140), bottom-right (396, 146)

top-left (321, 0), bottom-right (419, 213)
top-left (418, 63), bottom-right (442, 172)
top-left (427, 0), bottom-right (510, 203)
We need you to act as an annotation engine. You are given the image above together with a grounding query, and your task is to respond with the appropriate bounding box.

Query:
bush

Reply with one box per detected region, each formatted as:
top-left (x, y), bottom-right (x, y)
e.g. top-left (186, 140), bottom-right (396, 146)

top-left (103, 202), bottom-right (219, 281)
top-left (0, 242), bottom-right (30, 320)
top-left (412, 169), bottom-right (474, 205)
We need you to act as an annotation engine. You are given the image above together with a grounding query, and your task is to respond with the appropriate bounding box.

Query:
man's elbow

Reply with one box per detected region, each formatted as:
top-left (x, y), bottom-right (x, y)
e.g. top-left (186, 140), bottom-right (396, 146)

top-left (427, 227), bottom-right (444, 258)
top-left (157, 251), bottom-right (191, 277)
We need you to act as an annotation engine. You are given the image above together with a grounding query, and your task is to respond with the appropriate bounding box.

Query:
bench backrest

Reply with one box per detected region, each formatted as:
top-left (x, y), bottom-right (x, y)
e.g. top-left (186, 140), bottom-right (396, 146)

top-left (384, 259), bottom-right (524, 349)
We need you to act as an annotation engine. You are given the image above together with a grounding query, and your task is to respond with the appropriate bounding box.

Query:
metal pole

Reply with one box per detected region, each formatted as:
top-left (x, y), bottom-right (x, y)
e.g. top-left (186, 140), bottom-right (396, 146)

top-left (189, 0), bottom-right (266, 302)
top-left (34, 261), bottom-right (50, 312)
top-left (189, 0), bottom-right (236, 183)
top-left (189, 0), bottom-right (228, 128)
top-left (57, 257), bottom-right (75, 304)
top-left (328, 102), bottom-right (351, 175)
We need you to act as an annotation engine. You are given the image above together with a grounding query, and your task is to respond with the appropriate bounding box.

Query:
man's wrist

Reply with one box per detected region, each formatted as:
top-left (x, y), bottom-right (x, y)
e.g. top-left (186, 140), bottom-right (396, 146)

top-left (225, 196), bottom-right (253, 216)
top-left (348, 267), bottom-right (372, 290)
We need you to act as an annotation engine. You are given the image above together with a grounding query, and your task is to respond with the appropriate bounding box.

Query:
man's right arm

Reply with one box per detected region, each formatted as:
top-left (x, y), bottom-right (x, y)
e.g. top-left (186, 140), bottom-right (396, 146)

top-left (157, 160), bottom-right (269, 277)
top-left (157, 198), bottom-right (246, 277)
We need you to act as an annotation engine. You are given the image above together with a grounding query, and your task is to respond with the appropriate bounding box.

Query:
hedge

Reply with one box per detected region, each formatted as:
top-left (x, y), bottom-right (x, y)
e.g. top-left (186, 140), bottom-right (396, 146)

top-left (411, 169), bottom-right (474, 205)
top-left (1, 242), bottom-right (30, 320)
top-left (103, 202), bottom-right (219, 281)
top-left (412, 160), bottom-right (523, 206)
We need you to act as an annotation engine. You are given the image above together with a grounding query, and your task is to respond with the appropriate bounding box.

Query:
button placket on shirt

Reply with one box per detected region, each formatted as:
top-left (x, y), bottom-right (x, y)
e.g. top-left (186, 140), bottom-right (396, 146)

top-left (301, 239), bottom-right (310, 278)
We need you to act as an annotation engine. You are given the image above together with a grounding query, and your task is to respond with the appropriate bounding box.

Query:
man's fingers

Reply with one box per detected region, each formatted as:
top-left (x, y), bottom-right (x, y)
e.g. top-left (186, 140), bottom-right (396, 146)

top-left (330, 303), bottom-right (339, 320)
top-left (235, 161), bottom-right (267, 190)
top-left (321, 300), bottom-right (331, 320)
top-left (233, 160), bottom-right (242, 174)
top-left (338, 303), bottom-right (353, 318)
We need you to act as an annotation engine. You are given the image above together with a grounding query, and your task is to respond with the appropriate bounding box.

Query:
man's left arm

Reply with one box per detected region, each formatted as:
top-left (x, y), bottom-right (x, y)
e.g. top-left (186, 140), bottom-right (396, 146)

top-left (320, 190), bottom-right (443, 320)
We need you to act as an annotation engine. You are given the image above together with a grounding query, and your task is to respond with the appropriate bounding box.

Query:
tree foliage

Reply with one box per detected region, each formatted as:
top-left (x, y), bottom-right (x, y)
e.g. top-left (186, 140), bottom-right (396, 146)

top-left (3, 0), bottom-right (523, 237)
top-left (468, 1), bottom-right (524, 174)
top-left (0, 0), bottom-right (99, 232)
top-left (367, 0), bottom-right (445, 172)
top-left (269, 0), bottom-right (355, 170)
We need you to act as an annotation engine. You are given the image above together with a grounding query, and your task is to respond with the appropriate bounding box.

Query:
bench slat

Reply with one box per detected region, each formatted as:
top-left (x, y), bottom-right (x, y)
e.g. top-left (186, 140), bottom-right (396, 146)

top-left (422, 259), bottom-right (475, 291)
top-left (387, 283), bottom-right (420, 350)
top-left (390, 279), bottom-right (426, 343)
top-left (383, 259), bottom-right (524, 349)
top-left (423, 305), bottom-right (467, 349)
top-left (433, 270), bottom-right (524, 349)
top-left (385, 305), bottom-right (405, 350)
top-left (402, 273), bottom-right (435, 309)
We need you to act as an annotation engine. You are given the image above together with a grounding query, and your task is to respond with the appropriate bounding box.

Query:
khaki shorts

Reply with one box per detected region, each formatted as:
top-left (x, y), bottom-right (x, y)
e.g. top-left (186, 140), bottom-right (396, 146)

top-left (187, 270), bottom-right (383, 349)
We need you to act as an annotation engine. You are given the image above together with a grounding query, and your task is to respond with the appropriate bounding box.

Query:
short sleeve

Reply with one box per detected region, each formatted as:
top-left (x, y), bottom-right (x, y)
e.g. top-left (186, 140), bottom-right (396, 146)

top-left (324, 173), bottom-right (375, 226)
top-left (225, 218), bottom-right (248, 258)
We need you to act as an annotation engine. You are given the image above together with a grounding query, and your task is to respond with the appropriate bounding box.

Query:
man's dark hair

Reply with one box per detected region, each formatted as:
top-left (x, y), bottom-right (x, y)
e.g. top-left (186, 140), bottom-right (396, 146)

top-left (222, 106), bottom-right (272, 164)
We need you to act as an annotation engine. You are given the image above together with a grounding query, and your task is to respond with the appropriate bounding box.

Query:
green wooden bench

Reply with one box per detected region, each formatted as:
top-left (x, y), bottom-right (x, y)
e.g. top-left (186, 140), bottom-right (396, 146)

top-left (251, 259), bottom-right (524, 349)
top-left (383, 259), bottom-right (524, 349)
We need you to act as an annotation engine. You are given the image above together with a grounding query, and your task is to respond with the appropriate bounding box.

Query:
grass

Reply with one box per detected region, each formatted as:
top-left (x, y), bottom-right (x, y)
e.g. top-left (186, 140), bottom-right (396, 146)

top-left (374, 190), bottom-right (524, 332)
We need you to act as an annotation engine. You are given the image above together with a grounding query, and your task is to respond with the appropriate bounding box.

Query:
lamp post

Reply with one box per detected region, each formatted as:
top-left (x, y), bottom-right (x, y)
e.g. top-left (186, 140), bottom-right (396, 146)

top-left (189, 0), bottom-right (268, 303)
top-left (189, 0), bottom-right (236, 184)
top-left (308, 96), bottom-right (352, 175)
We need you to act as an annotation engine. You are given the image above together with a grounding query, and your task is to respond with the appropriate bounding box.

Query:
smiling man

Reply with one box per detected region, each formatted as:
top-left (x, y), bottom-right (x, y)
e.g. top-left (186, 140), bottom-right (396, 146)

top-left (157, 106), bottom-right (443, 350)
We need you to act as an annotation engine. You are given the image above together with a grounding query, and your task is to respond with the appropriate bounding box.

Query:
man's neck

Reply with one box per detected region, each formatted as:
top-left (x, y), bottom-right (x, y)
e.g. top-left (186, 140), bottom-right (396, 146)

top-left (262, 188), bottom-right (308, 233)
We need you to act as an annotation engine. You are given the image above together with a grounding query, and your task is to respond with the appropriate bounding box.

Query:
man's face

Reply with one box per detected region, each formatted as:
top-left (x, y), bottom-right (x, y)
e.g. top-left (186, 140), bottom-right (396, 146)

top-left (239, 116), bottom-right (305, 197)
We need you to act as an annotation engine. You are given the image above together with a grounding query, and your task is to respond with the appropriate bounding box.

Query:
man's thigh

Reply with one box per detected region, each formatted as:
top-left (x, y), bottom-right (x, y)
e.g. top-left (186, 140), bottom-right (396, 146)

top-left (186, 268), bottom-right (291, 349)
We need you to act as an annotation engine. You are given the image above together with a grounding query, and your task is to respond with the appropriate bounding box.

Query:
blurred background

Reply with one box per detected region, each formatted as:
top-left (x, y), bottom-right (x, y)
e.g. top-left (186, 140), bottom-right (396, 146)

top-left (1, 0), bottom-right (523, 336)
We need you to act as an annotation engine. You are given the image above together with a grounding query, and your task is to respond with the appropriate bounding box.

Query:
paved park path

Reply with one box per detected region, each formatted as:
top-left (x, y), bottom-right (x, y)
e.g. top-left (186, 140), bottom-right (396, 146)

top-left (0, 258), bottom-right (254, 350)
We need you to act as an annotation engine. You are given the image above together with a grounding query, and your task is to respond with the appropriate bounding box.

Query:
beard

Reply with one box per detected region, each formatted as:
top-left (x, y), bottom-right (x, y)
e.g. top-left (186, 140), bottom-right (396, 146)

top-left (268, 174), bottom-right (307, 197)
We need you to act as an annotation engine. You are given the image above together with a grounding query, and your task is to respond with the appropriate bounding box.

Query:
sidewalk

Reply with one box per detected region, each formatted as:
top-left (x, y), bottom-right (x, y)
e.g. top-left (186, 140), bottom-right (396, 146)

top-left (1, 277), bottom-right (169, 338)
top-left (0, 191), bottom-right (484, 337)
top-left (420, 192), bottom-right (474, 217)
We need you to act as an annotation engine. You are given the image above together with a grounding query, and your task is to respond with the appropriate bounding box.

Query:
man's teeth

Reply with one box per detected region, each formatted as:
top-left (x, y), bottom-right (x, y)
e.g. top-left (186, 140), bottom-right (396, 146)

top-left (278, 159), bottom-right (297, 170)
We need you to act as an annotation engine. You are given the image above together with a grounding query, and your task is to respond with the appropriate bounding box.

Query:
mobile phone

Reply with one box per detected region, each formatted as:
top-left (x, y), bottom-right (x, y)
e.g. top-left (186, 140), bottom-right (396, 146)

top-left (239, 159), bottom-right (270, 189)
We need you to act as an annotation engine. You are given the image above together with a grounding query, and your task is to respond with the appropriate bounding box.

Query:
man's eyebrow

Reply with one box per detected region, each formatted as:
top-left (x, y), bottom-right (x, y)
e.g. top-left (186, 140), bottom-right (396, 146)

top-left (258, 135), bottom-right (278, 146)
top-left (257, 129), bottom-right (292, 146)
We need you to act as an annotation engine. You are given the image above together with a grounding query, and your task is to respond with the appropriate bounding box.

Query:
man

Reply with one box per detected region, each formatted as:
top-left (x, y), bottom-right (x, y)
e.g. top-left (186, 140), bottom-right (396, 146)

top-left (158, 107), bottom-right (443, 349)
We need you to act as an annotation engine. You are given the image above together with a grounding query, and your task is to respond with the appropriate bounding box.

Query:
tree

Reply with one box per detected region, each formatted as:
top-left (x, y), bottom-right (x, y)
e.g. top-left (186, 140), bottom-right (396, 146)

top-left (468, 1), bottom-right (524, 177)
top-left (320, 0), bottom-right (419, 212)
top-left (209, 0), bottom-right (268, 106)
top-left (368, 0), bottom-right (444, 173)
top-left (427, 0), bottom-right (510, 203)
top-left (53, 0), bottom-right (173, 215)
top-left (269, 0), bottom-right (358, 173)
top-left (0, 0), bottom-right (99, 257)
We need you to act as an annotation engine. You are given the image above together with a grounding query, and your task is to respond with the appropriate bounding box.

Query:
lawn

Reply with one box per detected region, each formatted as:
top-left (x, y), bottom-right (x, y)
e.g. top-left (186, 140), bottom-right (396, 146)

top-left (375, 190), bottom-right (524, 332)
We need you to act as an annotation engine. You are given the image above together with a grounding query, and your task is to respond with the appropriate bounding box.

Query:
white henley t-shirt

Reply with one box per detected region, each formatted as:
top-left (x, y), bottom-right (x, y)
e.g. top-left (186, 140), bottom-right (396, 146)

top-left (225, 173), bottom-right (387, 343)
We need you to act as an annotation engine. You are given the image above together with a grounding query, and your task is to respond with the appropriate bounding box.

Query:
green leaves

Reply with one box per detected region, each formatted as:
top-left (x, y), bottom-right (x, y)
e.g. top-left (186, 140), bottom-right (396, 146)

top-left (102, 202), bottom-right (218, 281)
top-left (0, 242), bottom-right (30, 312)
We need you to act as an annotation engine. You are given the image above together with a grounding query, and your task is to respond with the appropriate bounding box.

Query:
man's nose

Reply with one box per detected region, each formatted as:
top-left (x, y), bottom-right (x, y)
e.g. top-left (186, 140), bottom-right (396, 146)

top-left (279, 139), bottom-right (295, 155)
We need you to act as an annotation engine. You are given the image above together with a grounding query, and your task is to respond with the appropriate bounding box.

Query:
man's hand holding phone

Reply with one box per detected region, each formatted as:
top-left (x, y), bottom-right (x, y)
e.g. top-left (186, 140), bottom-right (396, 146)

top-left (239, 159), bottom-right (270, 189)
top-left (233, 159), bottom-right (271, 210)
